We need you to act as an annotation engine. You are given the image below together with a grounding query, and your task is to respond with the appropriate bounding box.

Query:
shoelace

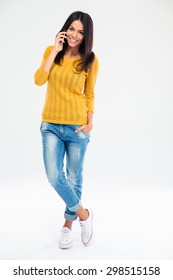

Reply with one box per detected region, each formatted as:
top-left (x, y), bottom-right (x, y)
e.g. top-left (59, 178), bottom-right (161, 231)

top-left (62, 228), bottom-right (69, 233)
top-left (80, 221), bottom-right (90, 235)
top-left (61, 229), bottom-right (71, 242)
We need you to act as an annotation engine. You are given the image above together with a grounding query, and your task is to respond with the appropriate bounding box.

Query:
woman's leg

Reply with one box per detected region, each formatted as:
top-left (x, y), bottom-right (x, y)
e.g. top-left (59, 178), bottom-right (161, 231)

top-left (40, 122), bottom-right (82, 218)
top-left (63, 126), bottom-right (93, 246)
top-left (64, 127), bottom-right (89, 222)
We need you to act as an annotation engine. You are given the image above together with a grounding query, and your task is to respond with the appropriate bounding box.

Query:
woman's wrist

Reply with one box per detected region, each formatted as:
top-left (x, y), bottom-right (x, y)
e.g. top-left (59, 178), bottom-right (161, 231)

top-left (87, 122), bottom-right (93, 128)
top-left (87, 111), bottom-right (94, 126)
top-left (51, 48), bottom-right (59, 57)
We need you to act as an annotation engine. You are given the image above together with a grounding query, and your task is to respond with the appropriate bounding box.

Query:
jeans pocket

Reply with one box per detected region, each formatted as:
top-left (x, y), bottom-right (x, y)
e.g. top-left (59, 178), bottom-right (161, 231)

top-left (40, 122), bottom-right (43, 131)
top-left (80, 130), bottom-right (90, 137)
top-left (74, 125), bottom-right (90, 137)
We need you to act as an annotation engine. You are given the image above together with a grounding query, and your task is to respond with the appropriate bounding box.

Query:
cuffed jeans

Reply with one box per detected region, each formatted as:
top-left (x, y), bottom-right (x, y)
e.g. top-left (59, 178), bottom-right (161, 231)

top-left (40, 122), bottom-right (90, 221)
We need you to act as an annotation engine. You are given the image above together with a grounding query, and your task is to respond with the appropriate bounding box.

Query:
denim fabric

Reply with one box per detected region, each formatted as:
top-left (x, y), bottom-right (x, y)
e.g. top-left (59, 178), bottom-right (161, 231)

top-left (40, 122), bottom-right (90, 221)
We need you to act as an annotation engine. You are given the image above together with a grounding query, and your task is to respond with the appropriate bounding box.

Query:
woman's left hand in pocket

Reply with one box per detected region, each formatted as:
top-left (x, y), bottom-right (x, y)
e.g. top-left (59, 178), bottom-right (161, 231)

top-left (75, 124), bottom-right (93, 134)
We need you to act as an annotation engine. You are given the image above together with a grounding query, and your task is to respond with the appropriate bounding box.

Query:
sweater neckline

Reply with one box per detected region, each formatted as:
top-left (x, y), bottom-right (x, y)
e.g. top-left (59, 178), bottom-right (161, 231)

top-left (64, 55), bottom-right (81, 61)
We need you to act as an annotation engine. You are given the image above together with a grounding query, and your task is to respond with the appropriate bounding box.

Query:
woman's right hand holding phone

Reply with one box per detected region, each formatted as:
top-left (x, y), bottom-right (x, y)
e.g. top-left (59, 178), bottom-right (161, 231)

top-left (54, 32), bottom-right (67, 53)
top-left (40, 32), bottom-right (67, 73)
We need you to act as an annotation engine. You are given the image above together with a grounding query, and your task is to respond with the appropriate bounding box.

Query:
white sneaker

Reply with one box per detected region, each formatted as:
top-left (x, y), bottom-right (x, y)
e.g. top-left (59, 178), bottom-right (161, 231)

top-left (59, 227), bottom-right (73, 249)
top-left (79, 208), bottom-right (93, 246)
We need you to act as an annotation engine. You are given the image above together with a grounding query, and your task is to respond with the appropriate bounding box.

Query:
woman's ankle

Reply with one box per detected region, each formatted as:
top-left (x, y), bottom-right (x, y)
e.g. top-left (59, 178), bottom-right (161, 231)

top-left (63, 220), bottom-right (73, 230)
top-left (78, 209), bottom-right (89, 221)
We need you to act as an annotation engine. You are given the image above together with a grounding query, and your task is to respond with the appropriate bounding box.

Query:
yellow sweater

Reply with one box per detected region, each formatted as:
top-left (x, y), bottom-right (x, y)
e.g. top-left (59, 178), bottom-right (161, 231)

top-left (34, 46), bottom-right (99, 125)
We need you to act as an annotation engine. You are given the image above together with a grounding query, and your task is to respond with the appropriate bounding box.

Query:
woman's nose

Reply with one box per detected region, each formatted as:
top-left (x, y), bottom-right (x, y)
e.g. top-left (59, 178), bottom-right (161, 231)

top-left (71, 31), bottom-right (77, 38)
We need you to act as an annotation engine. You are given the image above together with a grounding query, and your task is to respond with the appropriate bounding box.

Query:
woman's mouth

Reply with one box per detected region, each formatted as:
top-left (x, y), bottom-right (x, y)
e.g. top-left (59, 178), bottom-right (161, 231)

top-left (68, 37), bottom-right (78, 43)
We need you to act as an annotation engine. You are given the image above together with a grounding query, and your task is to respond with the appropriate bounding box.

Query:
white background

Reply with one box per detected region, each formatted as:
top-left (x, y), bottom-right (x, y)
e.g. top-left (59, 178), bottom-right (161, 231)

top-left (0, 0), bottom-right (173, 261)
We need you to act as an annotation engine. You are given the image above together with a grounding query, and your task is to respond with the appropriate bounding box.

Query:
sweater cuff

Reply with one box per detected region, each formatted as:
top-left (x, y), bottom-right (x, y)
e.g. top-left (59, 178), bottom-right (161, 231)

top-left (87, 105), bottom-right (94, 112)
top-left (34, 68), bottom-right (49, 86)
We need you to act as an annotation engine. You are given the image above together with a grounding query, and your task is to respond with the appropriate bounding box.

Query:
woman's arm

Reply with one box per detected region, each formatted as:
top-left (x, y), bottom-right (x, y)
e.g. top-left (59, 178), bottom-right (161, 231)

top-left (41, 32), bottom-right (67, 72)
top-left (40, 48), bottom-right (58, 72)
top-left (75, 56), bottom-right (99, 134)
top-left (34, 32), bottom-right (66, 85)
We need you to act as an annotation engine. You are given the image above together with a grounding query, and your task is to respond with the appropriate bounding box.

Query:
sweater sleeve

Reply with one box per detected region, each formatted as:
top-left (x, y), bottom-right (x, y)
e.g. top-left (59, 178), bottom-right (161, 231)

top-left (34, 46), bottom-right (54, 86)
top-left (84, 55), bottom-right (99, 112)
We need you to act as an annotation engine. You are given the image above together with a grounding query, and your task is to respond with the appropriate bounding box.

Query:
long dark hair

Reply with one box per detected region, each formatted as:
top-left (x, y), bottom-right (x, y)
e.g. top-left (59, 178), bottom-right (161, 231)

top-left (54, 11), bottom-right (95, 72)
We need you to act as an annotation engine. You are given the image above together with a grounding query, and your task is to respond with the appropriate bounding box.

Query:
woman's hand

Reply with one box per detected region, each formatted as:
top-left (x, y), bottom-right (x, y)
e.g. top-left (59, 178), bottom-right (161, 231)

top-left (53, 32), bottom-right (67, 53)
top-left (75, 124), bottom-right (93, 135)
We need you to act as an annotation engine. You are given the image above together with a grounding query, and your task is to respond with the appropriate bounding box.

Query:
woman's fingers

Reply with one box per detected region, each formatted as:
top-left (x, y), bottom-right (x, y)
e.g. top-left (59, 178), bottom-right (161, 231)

top-left (56, 32), bottom-right (67, 42)
top-left (54, 32), bottom-right (67, 52)
top-left (75, 125), bottom-right (92, 134)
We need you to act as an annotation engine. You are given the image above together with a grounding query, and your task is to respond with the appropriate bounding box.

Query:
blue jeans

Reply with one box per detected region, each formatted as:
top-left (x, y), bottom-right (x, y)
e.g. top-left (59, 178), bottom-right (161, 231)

top-left (40, 122), bottom-right (90, 221)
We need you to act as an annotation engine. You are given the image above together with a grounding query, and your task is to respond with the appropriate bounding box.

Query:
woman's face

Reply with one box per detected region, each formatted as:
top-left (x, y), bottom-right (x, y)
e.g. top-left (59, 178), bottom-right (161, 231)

top-left (66, 20), bottom-right (84, 49)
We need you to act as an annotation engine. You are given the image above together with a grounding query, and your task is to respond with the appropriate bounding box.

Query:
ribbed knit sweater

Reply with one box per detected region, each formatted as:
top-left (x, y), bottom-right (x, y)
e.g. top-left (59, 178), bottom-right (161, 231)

top-left (34, 46), bottom-right (99, 125)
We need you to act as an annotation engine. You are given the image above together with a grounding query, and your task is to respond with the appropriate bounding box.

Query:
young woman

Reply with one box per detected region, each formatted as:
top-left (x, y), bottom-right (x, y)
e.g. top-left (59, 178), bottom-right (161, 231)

top-left (34, 11), bottom-right (99, 249)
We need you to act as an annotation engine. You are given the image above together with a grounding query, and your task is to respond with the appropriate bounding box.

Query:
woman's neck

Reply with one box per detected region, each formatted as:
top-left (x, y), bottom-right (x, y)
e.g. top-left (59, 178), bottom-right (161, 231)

top-left (65, 48), bottom-right (80, 59)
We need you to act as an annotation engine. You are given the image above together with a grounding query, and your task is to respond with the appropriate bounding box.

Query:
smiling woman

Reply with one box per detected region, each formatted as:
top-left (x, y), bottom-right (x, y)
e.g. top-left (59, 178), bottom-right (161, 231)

top-left (54, 11), bottom-right (95, 72)
top-left (34, 11), bottom-right (99, 250)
